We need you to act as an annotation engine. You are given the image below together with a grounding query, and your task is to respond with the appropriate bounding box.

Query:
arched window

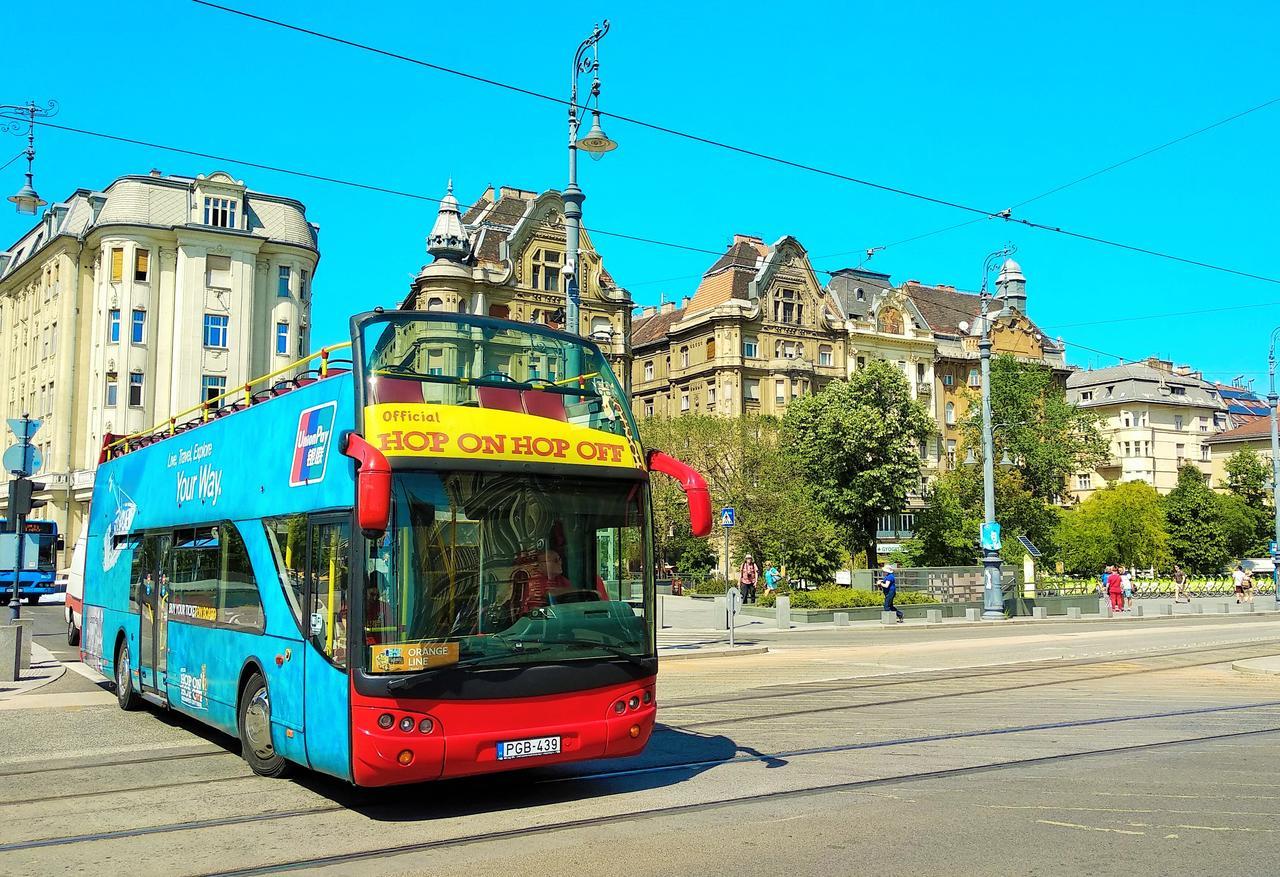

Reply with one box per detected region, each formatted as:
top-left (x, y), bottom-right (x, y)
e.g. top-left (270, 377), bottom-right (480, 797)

top-left (457, 297), bottom-right (469, 314)
top-left (426, 297), bottom-right (444, 312)
top-left (773, 288), bottom-right (803, 324)
top-left (945, 401), bottom-right (956, 425)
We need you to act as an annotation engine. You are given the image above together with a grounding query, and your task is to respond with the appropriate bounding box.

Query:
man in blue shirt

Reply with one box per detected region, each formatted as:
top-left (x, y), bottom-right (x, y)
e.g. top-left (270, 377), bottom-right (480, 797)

top-left (881, 564), bottom-right (904, 622)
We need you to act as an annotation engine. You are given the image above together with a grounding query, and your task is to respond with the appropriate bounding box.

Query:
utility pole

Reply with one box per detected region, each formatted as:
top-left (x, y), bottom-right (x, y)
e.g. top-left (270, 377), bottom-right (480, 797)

top-left (978, 246), bottom-right (1016, 620)
top-left (1268, 327), bottom-right (1280, 594)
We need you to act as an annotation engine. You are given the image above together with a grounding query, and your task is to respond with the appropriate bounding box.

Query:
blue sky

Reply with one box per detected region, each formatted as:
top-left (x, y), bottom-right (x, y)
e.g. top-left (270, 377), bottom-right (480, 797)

top-left (3, 0), bottom-right (1278, 386)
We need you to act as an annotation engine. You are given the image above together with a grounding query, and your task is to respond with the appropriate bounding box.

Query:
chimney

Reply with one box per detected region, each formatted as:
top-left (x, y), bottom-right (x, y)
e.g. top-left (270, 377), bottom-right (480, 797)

top-left (149, 169), bottom-right (162, 177)
top-left (681, 296), bottom-right (690, 310)
top-left (641, 306), bottom-right (657, 318)
top-left (660, 302), bottom-right (675, 314)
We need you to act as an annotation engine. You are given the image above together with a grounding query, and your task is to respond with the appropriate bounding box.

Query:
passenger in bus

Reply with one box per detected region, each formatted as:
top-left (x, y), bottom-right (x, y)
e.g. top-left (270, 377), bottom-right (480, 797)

top-left (517, 548), bottom-right (574, 615)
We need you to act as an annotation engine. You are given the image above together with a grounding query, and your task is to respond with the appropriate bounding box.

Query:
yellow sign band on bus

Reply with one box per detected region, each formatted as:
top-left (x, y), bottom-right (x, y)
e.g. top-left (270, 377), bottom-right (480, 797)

top-left (363, 404), bottom-right (640, 470)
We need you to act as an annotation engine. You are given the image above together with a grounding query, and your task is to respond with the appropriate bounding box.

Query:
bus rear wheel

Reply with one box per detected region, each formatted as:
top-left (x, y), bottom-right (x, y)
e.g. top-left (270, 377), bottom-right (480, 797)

top-left (26, 595), bottom-right (39, 605)
top-left (238, 672), bottom-right (291, 778)
top-left (115, 640), bottom-right (141, 711)
top-left (67, 615), bottom-right (80, 646)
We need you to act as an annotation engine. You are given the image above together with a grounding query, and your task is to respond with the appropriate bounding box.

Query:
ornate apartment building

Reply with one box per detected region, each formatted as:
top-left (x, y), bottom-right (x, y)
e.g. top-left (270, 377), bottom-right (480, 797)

top-left (630, 235), bottom-right (848, 418)
top-left (402, 184), bottom-right (633, 377)
top-left (0, 170), bottom-right (319, 556)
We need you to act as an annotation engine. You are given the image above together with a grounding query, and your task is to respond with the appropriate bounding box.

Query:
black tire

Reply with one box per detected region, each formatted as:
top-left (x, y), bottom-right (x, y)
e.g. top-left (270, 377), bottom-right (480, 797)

top-left (26, 595), bottom-right (39, 605)
top-left (238, 672), bottom-right (291, 778)
top-left (67, 615), bottom-right (80, 646)
top-left (115, 640), bottom-right (141, 711)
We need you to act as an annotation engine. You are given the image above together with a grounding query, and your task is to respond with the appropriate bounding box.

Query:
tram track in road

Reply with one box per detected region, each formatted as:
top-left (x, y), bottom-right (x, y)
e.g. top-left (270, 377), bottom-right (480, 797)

top-left (7, 696), bottom-right (1280, 859)
top-left (662, 635), bottom-right (1280, 711)
top-left (0, 746), bottom-right (230, 778)
top-left (195, 722), bottom-right (1280, 877)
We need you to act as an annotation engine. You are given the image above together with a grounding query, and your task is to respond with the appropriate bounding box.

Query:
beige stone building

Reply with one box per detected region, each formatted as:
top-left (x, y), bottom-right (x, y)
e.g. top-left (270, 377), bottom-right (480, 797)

top-left (630, 235), bottom-right (847, 419)
top-left (1065, 359), bottom-right (1227, 501)
top-left (0, 170), bottom-right (319, 558)
top-left (1203, 418), bottom-right (1276, 490)
top-left (401, 184), bottom-right (633, 378)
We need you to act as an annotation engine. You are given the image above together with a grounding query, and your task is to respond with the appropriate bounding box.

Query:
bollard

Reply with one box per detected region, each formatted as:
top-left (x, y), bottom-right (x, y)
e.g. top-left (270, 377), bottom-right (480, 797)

top-left (833, 612), bottom-right (850, 627)
top-left (1157, 605), bottom-right (1172, 616)
top-left (1243, 603), bottom-right (1256, 613)
top-left (926, 609), bottom-right (943, 624)
top-left (965, 608), bottom-right (980, 622)
top-left (1067, 607), bottom-right (1082, 619)
top-left (1191, 604), bottom-right (1204, 614)
top-left (15, 618), bottom-right (32, 670)
top-left (1131, 605), bottom-right (1144, 618)
top-left (1213, 603), bottom-right (1229, 614)
top-left (1032, 606), bottom-right (1048, 619)
top-left (775, 595), bottom-right (790, 630)
top-left (881, 611), bottom-right (898, 625)
top-left (712, 597), bottom-right (729, 631)
top-left (1101, 604), bottom-right (1113, 618)
top-left (0, 625), bottom-right (21, 683)
top-left (658, 594), bottom-right (666, 630)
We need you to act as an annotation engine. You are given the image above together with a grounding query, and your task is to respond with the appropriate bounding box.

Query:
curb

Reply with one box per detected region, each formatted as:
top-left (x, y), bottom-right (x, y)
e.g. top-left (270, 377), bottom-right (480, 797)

top-left (1232, 658), bottom-right (1280, 677)
top-left (0, 643), bottom-right (67, 701)
top-left (660, 645), bottom-right (770, 661)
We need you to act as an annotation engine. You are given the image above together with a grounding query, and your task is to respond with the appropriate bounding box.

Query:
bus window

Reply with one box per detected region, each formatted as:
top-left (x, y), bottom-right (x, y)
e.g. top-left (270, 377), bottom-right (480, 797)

top-left (264, 515), bottom-right (308, 630)
top-left (171, 528), bottom-right (219, 624)
top-left (309, 520), bottom-right (351, 667)
top-left (127, 535), bottom-right (152, 613)
top-left (216, 524), bottom-right (264, 632)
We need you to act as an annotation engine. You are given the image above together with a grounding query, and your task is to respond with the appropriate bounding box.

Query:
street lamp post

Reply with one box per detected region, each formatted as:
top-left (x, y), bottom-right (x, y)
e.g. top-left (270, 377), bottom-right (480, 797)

top-left (1, 100), bottom-right (58, 215)
top-left (978, 245), bottom-right (1016, 620)
top-left (563, 23), bottom-right (617, 338)
top-left (1268, 327), bottom-right (1280, 595)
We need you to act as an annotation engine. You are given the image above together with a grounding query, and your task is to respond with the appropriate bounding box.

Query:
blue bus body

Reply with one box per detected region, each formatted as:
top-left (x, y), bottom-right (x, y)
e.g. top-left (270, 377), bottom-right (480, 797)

top-left (83, 374), bottom-right (356, 778)
top-left (0, 519), bottom-right (63, 600)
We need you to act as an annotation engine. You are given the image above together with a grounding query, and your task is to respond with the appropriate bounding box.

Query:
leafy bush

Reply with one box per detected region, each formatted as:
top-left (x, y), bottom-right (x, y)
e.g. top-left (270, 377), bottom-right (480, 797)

top-left (684, 577), bottom-right (728, 595)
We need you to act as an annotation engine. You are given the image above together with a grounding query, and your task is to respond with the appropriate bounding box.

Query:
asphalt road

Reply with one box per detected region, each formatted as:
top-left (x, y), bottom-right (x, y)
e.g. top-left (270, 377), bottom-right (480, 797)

top-left (3, 612), bottom-right (1280, 875)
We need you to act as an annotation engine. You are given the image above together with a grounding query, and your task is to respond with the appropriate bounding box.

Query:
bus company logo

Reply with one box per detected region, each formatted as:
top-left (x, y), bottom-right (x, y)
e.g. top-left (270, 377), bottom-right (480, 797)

top-left (178, 664), bottom-right (208, 711)
top-left (291, 402), bottom-right (338, 487)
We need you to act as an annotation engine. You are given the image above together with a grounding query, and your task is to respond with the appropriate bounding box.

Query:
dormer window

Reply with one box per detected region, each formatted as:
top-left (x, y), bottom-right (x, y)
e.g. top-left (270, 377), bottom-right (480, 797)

top-left (531, 249), bottom-right (561, 293)
top-left (773, 288), bottom-right (803, 324)
top-left (203, 197), bottom-right (237, 229)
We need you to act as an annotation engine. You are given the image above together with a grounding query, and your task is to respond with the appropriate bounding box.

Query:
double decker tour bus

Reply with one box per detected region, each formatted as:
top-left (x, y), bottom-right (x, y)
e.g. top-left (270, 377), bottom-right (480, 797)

top-left (82, 311), bottom-right (710, 786)
top-left (0, 519), bottom-right (64, 604)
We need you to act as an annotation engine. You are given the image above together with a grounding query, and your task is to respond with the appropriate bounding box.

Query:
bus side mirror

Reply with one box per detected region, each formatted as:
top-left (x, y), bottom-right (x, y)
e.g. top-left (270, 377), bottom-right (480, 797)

top-left (646, 450), bottom-right (712, 538)
top-left (340, 432), bottom-right (391, 538)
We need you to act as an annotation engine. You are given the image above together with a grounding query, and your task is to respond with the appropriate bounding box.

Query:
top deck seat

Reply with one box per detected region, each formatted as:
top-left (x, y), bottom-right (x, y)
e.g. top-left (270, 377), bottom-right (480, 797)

top-left (368, 376), bottom-right (424, 405)
top-left (521, 389), bottom-right (568, 422)
top-left (477, 386), bottom-right (523, 414)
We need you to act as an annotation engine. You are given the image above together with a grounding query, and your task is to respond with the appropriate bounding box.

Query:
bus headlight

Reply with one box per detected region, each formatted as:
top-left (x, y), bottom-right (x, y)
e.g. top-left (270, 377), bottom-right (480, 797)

top-left (419, 718), bottom-right (434, 734)
top-left (398, 716), bottom-right (415, 733)
top-left (377, 713), bottom-right (395, 730)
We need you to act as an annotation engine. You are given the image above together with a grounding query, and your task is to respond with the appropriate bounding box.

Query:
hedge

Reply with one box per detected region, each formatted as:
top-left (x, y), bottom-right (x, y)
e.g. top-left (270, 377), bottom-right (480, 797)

top-left (759, 587), bottom-right (939, 609)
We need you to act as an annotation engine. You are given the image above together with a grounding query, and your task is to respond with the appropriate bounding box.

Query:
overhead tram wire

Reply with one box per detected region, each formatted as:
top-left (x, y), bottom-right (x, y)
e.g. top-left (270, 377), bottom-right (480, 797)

top-left (823, 94), bottom-right (1280, 269)
top-left (187, 1), bottom-right (1280, 290)
top-left (0, 150), bottom-right (25, 173)
top-left (7, 111), bottom-right (1279, 355)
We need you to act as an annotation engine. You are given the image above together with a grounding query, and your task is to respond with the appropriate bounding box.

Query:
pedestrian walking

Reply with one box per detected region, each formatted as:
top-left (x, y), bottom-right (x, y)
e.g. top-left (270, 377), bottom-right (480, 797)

top-left (764, 563), bottom-right (780, 593)
top-left (1172, 565), bottom-right (1189, 603)
top-left (739, 554), bottom-right (759, 605)
top-left (1120, 566), bottom-right (1134, 611)
top-left (881, 564), bottom-right (904, 623)
top-left (1107, 566), bottom-right (1124, 613)
top-left (1233, 564), bottom-right (1247, 604)
top-left (1243, 568), bottom-right (1255, 604)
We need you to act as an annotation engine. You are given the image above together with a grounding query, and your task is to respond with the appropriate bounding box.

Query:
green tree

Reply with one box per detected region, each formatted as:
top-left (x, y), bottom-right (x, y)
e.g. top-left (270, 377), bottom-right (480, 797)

top-left (1164, 463), bottom-right (1231, 573)
top-left (1224, 447), bottom-right (1272, 507)
top-left (1222, 448), bottom-right (1275, 556)
top-left (961, 355), bottom-right (1108, 502)
top-left (781, 362), bottom-right (934, 565)
top-left (1055, 480), bottom-right (1169, 574)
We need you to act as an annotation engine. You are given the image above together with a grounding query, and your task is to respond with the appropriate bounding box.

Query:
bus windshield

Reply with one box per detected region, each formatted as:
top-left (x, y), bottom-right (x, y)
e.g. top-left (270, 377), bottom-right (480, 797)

top-left (363, 471), bottom-right (652, 674)
top-left (359, 313), bottom-right (638, 445)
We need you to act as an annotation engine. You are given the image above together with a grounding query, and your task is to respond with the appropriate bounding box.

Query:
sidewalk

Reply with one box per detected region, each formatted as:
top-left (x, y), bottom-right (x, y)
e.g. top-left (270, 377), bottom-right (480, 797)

top-left (1232, 655), bottom-right (1280, 677)
top-left (0, 642), bottom-right (65, 700)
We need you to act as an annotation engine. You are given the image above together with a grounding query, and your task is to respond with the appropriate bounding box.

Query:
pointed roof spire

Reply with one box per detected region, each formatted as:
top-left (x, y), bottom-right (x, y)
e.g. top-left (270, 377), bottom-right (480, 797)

top-left (426, 179), bottom-right (471, 262)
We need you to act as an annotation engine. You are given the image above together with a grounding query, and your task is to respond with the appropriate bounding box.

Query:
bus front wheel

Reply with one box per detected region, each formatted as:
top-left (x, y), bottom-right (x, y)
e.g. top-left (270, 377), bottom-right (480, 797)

top-left (115, 641), bottom-right (141, 711)
top-left (238, 672), bottom-right (291, 779)
top-left (26, 595), bottom-right (39, 605)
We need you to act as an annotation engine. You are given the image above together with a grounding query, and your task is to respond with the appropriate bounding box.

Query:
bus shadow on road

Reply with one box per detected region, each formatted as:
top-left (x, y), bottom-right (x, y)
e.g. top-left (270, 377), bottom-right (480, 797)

top-left (291, 725), bottom-right (779, 822)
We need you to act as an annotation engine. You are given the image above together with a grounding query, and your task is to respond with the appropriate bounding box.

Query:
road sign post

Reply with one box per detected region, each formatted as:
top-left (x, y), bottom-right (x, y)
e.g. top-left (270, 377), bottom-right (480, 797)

top-left (720, 507), bottom-right (736, 645)
top-left (6, 414), bottom-right (42, 621)
top-left (726, 585), bottom-right (741, 647)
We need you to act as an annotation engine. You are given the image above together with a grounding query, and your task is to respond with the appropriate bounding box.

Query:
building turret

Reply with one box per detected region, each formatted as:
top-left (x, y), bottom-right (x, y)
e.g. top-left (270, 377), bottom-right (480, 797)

top-left (996, 257), bottom-right (1026, 313)
top-left (425, 180), bottom-right (471, 263)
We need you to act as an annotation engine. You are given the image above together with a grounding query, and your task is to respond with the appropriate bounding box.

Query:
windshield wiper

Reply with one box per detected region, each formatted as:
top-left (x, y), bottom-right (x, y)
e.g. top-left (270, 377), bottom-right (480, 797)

top-left (383, 640), bottom-right (652, 692)
top-left (511, 639), bottom-right (652, 670)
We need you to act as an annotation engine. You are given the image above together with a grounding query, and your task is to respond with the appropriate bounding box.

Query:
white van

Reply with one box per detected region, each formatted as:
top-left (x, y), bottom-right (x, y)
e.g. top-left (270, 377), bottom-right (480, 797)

top-left (63, 530), bottom-right (86, 646)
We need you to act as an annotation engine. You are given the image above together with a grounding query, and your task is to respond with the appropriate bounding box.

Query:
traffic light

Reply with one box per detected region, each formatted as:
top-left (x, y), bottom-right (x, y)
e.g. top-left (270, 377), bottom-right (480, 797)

top-left (9, 478), bottom-right (46, 516)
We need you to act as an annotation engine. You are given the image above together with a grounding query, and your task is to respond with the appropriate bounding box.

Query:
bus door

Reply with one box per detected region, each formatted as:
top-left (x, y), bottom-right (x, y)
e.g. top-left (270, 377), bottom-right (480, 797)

top-left (302, 515), bottom-right (353, 778)
top-left (135, 533), bottom-right (172, 695)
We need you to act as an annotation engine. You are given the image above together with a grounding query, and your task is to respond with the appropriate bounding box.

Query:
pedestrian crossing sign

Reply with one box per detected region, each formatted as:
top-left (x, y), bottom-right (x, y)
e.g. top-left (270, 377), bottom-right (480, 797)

top-left (720, 507), bottom-right (736, 528)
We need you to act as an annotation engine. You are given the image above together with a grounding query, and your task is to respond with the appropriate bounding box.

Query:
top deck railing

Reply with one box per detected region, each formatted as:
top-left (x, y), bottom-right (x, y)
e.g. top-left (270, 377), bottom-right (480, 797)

top-left (102, 342), bottom-right (353, 460)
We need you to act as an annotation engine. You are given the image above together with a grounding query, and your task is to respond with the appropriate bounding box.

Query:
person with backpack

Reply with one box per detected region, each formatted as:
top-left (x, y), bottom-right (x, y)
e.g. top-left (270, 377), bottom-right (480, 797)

top-left (739, 554), bottom-right (759, 605)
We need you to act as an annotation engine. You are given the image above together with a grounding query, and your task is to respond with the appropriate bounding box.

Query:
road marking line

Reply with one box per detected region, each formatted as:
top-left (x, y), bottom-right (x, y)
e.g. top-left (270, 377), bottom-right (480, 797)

top-left (1037, 819), bottom-right (1145, 835)
top-left (63, 661), bottom-right (107, 683)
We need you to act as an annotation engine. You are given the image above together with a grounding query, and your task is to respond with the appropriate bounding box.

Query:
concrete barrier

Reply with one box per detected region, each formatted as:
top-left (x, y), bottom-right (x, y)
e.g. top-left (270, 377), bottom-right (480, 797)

top-left (833, 612), bottom-right (850, 627)
top-left (881, 611), bottom-right (900, 625)
top-left (1131, 605), bottom-right (1144, 618)
top-left (1157, 605), bottom-right (1172, 616)
top-left (15, 618), bottom-right (31, 670)
top-left (964, 608), bottom-right (980, 622)
top-left (1191, 604), bottom-right (1204, 614)
top-left (1067, 607), bottom-right (1082, 619)
top-left (1212, 603), bottom-right (1229, 614)
top-left (1032, 607), bottom-right (1048, 619)
top-left (712, 597), bottom-right (728, 631)
top-left (1242, 603), bottom-right (1256, 613)
top-left (926, 609), bottom-right (943, 624)
top-left (0, 624), bottom-right (21, 683)
top-left (775, 595), bottom-right (790, 630)
top-left (1100, 605), bottom-right (1113, 618)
